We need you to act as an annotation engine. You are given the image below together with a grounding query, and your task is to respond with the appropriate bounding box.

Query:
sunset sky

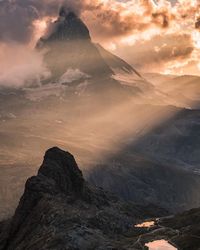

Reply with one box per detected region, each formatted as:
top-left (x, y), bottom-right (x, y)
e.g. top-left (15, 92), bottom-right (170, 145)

top-left (0, 0), bottom-right (200, 75)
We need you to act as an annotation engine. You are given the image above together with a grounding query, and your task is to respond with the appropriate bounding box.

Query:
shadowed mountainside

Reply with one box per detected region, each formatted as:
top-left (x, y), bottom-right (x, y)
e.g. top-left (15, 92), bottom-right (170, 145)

top-left (36, 8), bottom-right (143, 86)
top-left (0, 147), bottom-right (200, 250)
top-left (0, 147), bottom-right (167, 250)
top-left (1, 6), bottom-right (200, 228)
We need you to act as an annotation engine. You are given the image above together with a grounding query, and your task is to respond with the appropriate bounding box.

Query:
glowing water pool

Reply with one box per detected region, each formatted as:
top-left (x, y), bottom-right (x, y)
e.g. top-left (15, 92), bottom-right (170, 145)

top-left (135, 220), bottom-right (155, 228)
top-left (145, 239), bottom-right (177, 250)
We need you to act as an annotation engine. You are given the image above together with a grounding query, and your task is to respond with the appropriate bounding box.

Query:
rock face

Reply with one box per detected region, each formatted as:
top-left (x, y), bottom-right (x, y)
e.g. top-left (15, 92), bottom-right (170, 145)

top-left (48, 9), bottom-right (91, 42)
top-left (37, 8), bottom-right (141, 83)
top-left (38, 147), bottom-right (85, 195)
top-left (0, 147), bottom-right (167, 250)
top-left (0, 147), bottom-right (199, 250)
top-left (95, 44), bottom-right (141, 76)
top-left (88, 149), bottom-right (200, 213)
top-left (37, 9), bottom-right (114, 81)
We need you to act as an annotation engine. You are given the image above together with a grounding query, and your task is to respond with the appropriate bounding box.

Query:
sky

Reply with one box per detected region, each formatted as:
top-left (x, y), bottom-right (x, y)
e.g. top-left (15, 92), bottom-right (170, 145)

top-left (0, 0), bottom-right (200, 76)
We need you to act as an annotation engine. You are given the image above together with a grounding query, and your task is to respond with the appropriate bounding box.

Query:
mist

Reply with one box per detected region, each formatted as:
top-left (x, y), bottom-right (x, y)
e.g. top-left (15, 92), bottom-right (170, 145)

top-left (1, 0), bottom-right (200, 224)
top-left (0, 43), bottom-right (50, 88)
top-left (0, 75), bottom-right (197, 220)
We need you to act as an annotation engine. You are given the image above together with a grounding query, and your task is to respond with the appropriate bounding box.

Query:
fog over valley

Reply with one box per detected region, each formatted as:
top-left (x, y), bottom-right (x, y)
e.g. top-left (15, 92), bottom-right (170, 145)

top-left (1, 1), bottom-right (200, 250)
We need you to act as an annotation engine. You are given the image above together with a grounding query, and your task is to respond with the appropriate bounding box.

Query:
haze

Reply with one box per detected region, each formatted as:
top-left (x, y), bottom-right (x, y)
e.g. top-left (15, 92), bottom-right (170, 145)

top-left (1, 0), bottom-right (200, 223)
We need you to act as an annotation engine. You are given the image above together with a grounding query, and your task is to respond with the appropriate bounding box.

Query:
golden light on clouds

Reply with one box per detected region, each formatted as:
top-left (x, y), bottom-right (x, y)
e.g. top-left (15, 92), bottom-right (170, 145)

top-left (32, 19), bottom-right (48, 45)
top-left (55, 0), bottom-right (198, 75)
top-left (1, 0), bottom-right (200, 76)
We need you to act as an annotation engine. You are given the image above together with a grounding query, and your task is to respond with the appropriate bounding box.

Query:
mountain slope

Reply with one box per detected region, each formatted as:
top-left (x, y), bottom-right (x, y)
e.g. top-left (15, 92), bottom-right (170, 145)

top-left (0, 147), bottom-right (199, 250)
top-left (88, 147), bottom-right (200, 213)
top-left (37, 10), bottom-right (113, 81)
top-left (95, 44), bottom-right (141, 77)
top-left (0, 147), bottom-right (167, 250)
top-left (37, 8), bottom-right (143, 84)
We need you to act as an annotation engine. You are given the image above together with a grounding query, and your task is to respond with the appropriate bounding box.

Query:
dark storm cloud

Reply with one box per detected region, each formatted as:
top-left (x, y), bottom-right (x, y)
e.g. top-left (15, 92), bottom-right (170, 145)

top-left (0, 0), bottom-right (180, 43)
top-left (0, 0), bottom-right (83, 43)
top-left (0, 0), bottom-right (198, 44)
top-left (0, 0), bottom-right (199, 76)
top-left (0, 1), bottom-right (37, 42)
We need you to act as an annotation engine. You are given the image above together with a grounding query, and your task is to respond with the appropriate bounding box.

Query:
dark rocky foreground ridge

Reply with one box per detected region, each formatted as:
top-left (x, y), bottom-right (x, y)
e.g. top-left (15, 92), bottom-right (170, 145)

top-left (0, 147), bottom-right (200, 250)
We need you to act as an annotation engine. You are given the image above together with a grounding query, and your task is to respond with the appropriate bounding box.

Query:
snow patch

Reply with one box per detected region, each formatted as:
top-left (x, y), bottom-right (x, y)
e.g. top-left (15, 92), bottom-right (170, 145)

top-left (24, 83), bottom-right (66, 101)
top-left (59, 68), bottom-right (90, 84)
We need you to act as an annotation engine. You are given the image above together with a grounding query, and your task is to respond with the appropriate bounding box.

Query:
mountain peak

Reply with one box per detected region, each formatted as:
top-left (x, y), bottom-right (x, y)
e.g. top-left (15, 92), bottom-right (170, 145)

top-left (46, 8), bottom-right (91, 42)
top-left (66, 11), bottom-right (77, 20)
top-left (59, 7), bottom-right (77, 20)
top-left (36, 7), bottom-right (140, 81)
top-left (36, 8), bottom-right (114, 80)
top-left (38, 147), bottom-right (85, 194)
top-left (59, 6), bottom-right (68, 17)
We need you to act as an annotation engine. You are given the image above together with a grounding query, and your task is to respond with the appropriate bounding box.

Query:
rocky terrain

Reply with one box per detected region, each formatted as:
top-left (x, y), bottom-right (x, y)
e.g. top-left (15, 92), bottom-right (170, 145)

top-left (0, 5), bottom-right (200, 250)
top-left (0, 147), bottom-right (165, 250)
top-left (0, 147), bottom-right (199, 250)
top-left (87, 107), bottom-right (200, 212)
top-left (88, 146), bottom-right (200, 212)
top-left (36, 8), bottom-right (150, 96)
top-left (37, 10), bottom-right (113, 81)
top-left (1, 7), bottom-right (200, 227)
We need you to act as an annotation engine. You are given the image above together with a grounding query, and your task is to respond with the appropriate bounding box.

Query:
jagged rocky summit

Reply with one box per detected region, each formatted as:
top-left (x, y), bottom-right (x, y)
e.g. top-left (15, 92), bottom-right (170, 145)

top-left (36, 8), bottom-right (139, 83)
top-left (0, 147), bottom-right (199, 250)
top-left (0, 147), bottom-right (162, 250)
top-left (37, 9), bottom-right (113, 81)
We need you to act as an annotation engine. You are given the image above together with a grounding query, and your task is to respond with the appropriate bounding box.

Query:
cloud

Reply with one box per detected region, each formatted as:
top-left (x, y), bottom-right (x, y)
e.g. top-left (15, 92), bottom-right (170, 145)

top-left (0, 0), bottom-right (199, 43)
top-left (0, 0), bottom-right (200, 75)
top-left (59, 69), bottom-right (90, 84)
top-left (0, 0), bottom-right (84, 43)
top-left (0, 43), bottom-right (50, 88)
top-left (113, 32), bottom-right (196, 74)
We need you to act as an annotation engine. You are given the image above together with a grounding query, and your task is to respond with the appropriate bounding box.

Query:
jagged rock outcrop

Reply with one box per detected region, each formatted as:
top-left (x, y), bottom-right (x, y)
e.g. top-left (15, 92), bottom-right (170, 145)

top-left (48, 9), bottom-right (91, 42)
top-left (0, 147), bottom-right (167, 250)
top-left (0, 147), bottom-right (200, 250)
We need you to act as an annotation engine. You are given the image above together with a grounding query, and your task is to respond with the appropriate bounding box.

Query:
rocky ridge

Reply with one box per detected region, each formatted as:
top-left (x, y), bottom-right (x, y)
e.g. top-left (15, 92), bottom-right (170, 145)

top-left (0, 147), bottom-right (200, 250)
top-left (37, 9), bottom-right (114, 81)
top-left (36, 7), bottom-right (143, 85)
top-left (0, 147), bottom-right (165, 250)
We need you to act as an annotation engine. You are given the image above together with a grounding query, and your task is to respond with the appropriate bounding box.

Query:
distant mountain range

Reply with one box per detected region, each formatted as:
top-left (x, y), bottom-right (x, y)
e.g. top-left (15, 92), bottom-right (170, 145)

top-left (145, 73), bottom-right (200, 108)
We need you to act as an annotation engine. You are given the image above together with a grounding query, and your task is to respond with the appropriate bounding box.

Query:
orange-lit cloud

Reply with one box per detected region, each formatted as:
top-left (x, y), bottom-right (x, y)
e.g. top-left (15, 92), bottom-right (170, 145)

top-left (1, 0), bottom-right (200, 75)
top-left (81, 0), bottom-right (200, 75)
top-left (115, 33), bottom-right (194, 70)
top-left (79, 0), bottom-right (200, 75)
